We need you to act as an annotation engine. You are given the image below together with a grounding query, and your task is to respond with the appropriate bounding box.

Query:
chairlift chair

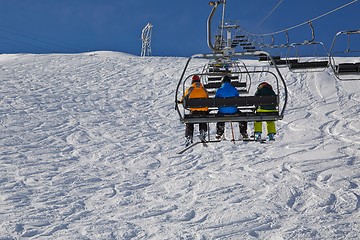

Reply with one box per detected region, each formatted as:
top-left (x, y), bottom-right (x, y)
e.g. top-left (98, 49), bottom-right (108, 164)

top-left (175, 51), bottom-right (288, 124)
top-left (329, 30), bottom-right (360, 80)
top-left (202, 59), bottom-right (251, 97)
top-left (286, 22), bottom-right (329, 72)
top-left (258, 32), bottom-right (298, 66)
top-left (287, 41), bottom-right (329, 71)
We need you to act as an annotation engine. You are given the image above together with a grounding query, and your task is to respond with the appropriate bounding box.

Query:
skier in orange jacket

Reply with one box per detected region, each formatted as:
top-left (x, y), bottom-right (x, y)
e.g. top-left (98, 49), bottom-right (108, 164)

top-left (181, 75), bottom-right (209, 146)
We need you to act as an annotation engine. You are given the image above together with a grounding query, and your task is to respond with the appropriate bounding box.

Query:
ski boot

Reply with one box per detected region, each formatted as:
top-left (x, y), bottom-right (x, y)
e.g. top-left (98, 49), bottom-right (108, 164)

top-left (199, 130), bottom-right (207, 141)
top-left (254, 132), bottom-right (262, 142)
top-left (215, 133), bottom-right (223, 140)
top-left (268, 133), bottom-right (275, 141)
top-left (241, 132), bottom-right (249, 140)
top-left (185, 136), bottom-right (193, 147)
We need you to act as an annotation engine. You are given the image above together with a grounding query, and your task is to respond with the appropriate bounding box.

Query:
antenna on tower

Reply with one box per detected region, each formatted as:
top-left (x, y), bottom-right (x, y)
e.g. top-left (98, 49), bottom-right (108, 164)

top-left (141, 23), bottom-right (153, 57)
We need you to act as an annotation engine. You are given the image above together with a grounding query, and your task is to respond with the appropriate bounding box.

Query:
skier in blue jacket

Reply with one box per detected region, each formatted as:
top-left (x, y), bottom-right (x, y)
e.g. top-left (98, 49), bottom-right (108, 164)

top-left (215, 75), bottom-right (248, 139)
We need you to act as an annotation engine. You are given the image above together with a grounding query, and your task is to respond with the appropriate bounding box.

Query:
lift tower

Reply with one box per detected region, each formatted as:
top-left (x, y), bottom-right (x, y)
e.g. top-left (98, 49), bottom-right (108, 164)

top-left (141, 23), bottom-right (153, 57)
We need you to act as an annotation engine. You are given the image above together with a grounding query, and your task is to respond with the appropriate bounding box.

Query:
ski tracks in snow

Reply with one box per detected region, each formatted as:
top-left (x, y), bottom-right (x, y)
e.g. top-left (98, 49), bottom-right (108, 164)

top-left (1, 53), bottom-right (360, 239)
top-left (0, 53), bottom-right (182, 239)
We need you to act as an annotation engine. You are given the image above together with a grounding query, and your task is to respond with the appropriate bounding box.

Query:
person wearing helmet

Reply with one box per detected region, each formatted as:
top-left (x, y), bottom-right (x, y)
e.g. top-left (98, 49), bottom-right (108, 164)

top-left (254, 82), bottom-right (277, 141)
top-left (215, 75), bottom-right (248, 140)
top-left (181, 74), bottom-right (209, 146)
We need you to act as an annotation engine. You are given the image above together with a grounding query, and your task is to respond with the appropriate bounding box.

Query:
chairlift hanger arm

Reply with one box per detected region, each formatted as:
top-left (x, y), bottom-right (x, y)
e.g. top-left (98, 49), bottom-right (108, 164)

top-left (285, 31), bottom-right (289, 46)
top-left (207, 1), bottom-right (224, 53)
top-left (308, 21), bottom-right (315, 43)
top-left (209, 0), bottom-right (226, 6)
top-left (300, 21), bottom-right (315, 44)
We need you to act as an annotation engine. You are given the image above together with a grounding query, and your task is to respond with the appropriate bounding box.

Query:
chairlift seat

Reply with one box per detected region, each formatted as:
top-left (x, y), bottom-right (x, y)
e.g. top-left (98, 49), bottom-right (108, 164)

top-left (232, 39), bottom-right (248, 43)
top-left (207, 75), bottom-right (238, 81)
top-left (259, 55), bottom-right (281, 62)
top-left (183, 111), bottom-right (281, 123)
top-left (336, 62), bottom-right (360, 73)
top-left (243, 46), bottom-right (256, 50)
top-left (289, 60), bottom-right (328, 69)
top-left (240, 43), bottom-right (252, 46)
top-left (270, 58), bottom-right (298, 66)
top-left (207, 68), bottom-right (231, 73)
top-left (204, 82), bottom-right (247, 89)
top-left (259, 56), bottom-right (270, 61)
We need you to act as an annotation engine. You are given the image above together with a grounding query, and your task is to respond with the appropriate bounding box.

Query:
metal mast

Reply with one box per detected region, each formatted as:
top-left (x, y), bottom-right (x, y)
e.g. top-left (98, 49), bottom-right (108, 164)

top-left (141, 23), bottom-right (153, 57)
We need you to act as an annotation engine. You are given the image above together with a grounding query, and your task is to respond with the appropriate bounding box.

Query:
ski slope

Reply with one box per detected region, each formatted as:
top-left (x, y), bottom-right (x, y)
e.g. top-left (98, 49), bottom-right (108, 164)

top-left (1, 51), bottom-right (360, 239)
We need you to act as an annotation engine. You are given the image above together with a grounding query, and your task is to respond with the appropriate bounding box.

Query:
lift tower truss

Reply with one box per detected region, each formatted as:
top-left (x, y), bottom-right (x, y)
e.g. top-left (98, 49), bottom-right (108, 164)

top-left (141, 23), bottom-right (153, 57)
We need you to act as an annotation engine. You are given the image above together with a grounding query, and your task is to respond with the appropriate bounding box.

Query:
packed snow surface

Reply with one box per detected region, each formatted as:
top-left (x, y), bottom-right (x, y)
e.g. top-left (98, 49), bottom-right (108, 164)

top-left (1, 51), bottom-right (360, 239)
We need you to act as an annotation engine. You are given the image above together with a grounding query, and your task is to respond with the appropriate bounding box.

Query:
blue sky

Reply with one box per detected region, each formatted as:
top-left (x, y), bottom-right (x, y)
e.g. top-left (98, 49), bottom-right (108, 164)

top-left (0, 0), bottom-right (359, 57)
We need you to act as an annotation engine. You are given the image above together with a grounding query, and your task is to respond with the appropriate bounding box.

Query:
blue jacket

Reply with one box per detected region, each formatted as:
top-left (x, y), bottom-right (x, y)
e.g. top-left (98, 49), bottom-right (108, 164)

top-left (215, 82), bottom-right (239, 114)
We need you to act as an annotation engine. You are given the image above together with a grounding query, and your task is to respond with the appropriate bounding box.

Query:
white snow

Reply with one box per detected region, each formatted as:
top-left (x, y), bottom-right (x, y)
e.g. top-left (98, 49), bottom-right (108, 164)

top-left (1, 51), bottom-right (360, 239)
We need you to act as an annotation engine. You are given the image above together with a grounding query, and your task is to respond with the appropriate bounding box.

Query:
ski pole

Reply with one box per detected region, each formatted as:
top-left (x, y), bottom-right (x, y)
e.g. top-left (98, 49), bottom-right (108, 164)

top-left (207, 122), bottom-right (210, 141)
top-left (230, 122), bottom-right (235, 143)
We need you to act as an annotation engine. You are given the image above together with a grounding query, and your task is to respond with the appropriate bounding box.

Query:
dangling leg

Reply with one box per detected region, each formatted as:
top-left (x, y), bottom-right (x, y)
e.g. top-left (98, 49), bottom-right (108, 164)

top-left (216, 122), bottom-right (225, 139)
top-left (266, 121), bottom-right (276, 140)
top-left (254, 121), bottom-right (263, 141)
top-left (239, 121), bottom-right (248, 139)
top-left (199, 122), bottom-right (208, 140)
top-left (185, 123), bottom-right (194, 146)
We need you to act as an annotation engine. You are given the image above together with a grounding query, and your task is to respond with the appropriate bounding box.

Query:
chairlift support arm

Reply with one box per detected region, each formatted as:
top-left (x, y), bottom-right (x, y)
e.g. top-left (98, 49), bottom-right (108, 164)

top-left (304, 21), bottom-right (315, 43)
top-left (207, 1), bottom-right (226, 53)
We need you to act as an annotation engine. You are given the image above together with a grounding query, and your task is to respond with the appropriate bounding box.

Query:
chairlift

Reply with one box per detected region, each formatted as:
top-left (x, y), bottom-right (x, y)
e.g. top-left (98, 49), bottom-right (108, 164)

top-left (201, 59), bottom-right (251, 97)
top-left (329, 30), bottom-right (360, 80)
top-left (258, 32), bottom-right (298, 66)
top-left (286, 22), bottom-right (329, 72)
top-left (174, 2), bottom-right (287, 126)
top-left (231, 35), bottom-right (248, 48)
top-left (175, 51), bottom-right (288, 124)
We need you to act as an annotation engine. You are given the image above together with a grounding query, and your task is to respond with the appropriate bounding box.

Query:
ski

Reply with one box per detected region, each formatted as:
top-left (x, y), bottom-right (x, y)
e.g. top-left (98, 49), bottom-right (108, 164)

top-left (245, 135), bottom-right (272, 143)
top-left (199, 135), bottom-right (223, 144)
top-left (177, 141), bottom-right (202, 154)
top-left (178, 135), bottom-right (258, 154)
top-left (197, 135), bottom-right (209, 147)
top-left (243, 138), bottom-right (267, 143)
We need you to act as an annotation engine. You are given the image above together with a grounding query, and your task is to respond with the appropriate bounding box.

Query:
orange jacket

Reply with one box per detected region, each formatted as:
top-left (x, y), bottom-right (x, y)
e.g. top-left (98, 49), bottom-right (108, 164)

top-left (183, 82), bottom-right (209, 112)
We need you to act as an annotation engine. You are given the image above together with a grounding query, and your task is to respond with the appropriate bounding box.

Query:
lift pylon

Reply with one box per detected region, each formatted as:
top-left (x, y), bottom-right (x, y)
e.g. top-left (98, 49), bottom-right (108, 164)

top-left (141, 23), bottom-right (153, 57)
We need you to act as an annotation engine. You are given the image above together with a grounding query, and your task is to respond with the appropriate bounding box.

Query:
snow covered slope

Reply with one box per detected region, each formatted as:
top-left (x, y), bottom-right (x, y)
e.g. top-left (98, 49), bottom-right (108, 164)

top-left (1, 52), bottom-right (359, 239)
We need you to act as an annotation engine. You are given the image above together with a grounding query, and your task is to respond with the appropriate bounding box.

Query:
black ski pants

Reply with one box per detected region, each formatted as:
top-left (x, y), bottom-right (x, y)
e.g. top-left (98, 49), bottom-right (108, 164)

top-left (185, 111), bottom-right (208, 138)
top-left (216, 121), bottom-right (247, 136)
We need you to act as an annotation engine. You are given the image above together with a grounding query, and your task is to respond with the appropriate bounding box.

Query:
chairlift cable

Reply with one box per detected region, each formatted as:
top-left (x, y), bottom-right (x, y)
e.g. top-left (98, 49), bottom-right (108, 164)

top-left (253, 0), bottom-right (284, 31)
top-left (0, 24), bottom-right (82, 52)
top-left (244, 0), bottom-right (358, 37)
top-left (0, 34), bottom-right (52, 52)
